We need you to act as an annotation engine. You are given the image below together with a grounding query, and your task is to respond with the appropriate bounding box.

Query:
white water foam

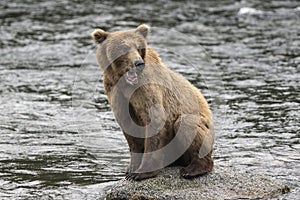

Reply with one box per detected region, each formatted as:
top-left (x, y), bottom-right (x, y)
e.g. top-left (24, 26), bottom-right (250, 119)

top-left (238, 7), bottom-right (263, 15)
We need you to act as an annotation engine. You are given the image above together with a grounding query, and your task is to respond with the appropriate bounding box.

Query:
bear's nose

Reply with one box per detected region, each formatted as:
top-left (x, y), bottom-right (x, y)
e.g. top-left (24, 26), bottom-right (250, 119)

top-left (134, 60), bottom-right (145, 71)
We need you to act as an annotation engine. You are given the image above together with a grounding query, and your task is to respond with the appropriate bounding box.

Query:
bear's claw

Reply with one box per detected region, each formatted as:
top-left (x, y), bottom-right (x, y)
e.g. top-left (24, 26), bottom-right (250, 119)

top-left (180, 168), bottom-right (195, 179)
top-left (125, 171), bottom-right (159, 181)
top-left (125, 173), bottom-right (141, 181)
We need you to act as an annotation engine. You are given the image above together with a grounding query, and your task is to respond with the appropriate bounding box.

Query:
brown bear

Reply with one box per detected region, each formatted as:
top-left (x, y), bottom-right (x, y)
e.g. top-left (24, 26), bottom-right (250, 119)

top-left (92, 24), bottom-right (214, 181)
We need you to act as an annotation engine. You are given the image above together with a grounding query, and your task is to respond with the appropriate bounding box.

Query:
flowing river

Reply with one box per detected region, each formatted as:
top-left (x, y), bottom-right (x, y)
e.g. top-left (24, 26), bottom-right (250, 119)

top-left (0, 0), bottom-right (299, 199)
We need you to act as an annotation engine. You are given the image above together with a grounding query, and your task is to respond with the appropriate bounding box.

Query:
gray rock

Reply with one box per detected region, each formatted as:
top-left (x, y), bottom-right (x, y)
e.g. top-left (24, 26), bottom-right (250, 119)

top-left (105, 166), bottom-right (290, 200)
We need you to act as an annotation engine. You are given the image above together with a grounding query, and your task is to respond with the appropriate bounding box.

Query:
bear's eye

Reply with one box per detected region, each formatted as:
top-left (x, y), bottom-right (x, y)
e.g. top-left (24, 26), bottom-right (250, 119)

top-left (137, 46), bottom-right (146, 59)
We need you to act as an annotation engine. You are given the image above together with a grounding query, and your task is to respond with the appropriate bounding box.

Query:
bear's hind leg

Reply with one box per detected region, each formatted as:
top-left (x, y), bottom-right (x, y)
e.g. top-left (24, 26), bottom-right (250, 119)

top-left (173, 114), bottom-right (214, 179)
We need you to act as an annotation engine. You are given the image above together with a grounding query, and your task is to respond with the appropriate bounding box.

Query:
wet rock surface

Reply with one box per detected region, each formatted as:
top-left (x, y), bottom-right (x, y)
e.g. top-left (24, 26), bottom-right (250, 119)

top-left (106, 166), bottom-right (289, 200)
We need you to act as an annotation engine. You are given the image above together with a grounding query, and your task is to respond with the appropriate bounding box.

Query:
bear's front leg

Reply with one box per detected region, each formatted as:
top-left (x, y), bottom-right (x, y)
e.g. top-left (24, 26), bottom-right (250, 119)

top-left (126, 127), bottom-right (168, 181)
top-left (123, 132), bottom-right (144, 174)
top-left (126, 152), bottom-right (143, 175)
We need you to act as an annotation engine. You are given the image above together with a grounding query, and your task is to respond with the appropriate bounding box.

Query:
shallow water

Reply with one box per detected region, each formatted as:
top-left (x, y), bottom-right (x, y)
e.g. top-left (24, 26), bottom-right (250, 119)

top-left (0, 0), bottom-right (299, 199)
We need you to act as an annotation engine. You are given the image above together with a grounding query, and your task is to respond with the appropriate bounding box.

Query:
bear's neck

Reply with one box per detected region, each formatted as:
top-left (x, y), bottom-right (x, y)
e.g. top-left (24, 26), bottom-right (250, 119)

top-left (103, 66), bottom-right (124, 94)
top-left (103, 70), bottom-right (113, 93)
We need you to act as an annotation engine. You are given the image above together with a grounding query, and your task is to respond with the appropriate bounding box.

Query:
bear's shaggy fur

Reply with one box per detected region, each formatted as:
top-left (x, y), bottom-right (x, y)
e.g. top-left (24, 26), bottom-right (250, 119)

top-left (92, 24), bottom-right (214, 180)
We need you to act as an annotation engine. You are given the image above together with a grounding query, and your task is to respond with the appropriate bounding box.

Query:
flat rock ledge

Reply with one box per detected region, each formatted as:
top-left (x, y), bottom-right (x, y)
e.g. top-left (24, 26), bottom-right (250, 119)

top-left (105, 166), bottom-right (290, 200)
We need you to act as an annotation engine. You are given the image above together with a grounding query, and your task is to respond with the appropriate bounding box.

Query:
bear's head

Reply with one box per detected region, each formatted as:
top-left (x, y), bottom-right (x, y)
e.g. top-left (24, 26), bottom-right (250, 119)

top-left (92, 24), bottom-right (150, 85)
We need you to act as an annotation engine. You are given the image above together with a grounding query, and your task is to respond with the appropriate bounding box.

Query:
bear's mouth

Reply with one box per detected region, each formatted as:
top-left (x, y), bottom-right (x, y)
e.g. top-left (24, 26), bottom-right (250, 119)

top-left (125, 68), bottom-right (138, 85)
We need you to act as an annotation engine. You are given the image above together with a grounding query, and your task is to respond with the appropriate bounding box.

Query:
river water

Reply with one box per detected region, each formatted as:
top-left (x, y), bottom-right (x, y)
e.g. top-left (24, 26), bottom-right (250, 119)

top-left (0, 0), bottom-right (299, 199)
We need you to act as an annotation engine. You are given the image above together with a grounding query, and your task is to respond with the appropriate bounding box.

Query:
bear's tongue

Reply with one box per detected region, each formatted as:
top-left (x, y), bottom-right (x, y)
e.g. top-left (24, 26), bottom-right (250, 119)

top-left (126, 69), bottom-right (138, 85)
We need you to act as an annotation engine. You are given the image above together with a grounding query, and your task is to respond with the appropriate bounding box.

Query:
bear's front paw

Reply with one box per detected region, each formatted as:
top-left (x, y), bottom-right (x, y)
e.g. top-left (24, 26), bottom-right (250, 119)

top-left (125, 165), bottom-right (134, 175)
top-left (125, 164), bottom-right (140, 175)
top-left (125, 171), bottom-right (159, 181)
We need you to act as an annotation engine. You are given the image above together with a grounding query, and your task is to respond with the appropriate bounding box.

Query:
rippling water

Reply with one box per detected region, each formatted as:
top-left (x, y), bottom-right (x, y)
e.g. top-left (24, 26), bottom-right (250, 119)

top-left (0, 0), bottom-right (299, 199)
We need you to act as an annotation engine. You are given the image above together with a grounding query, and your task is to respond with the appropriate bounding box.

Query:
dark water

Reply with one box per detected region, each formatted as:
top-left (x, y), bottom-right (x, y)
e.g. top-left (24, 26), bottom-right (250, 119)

top-left (0, 0), bottom-right (299, 199)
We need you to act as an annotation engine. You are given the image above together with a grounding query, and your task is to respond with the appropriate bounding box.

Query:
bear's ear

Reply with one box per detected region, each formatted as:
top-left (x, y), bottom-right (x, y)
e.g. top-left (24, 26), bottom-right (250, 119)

top-left (92, 29), bottom-right (108, 44)
top-left (136, 24), bottom-right (150, 38)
